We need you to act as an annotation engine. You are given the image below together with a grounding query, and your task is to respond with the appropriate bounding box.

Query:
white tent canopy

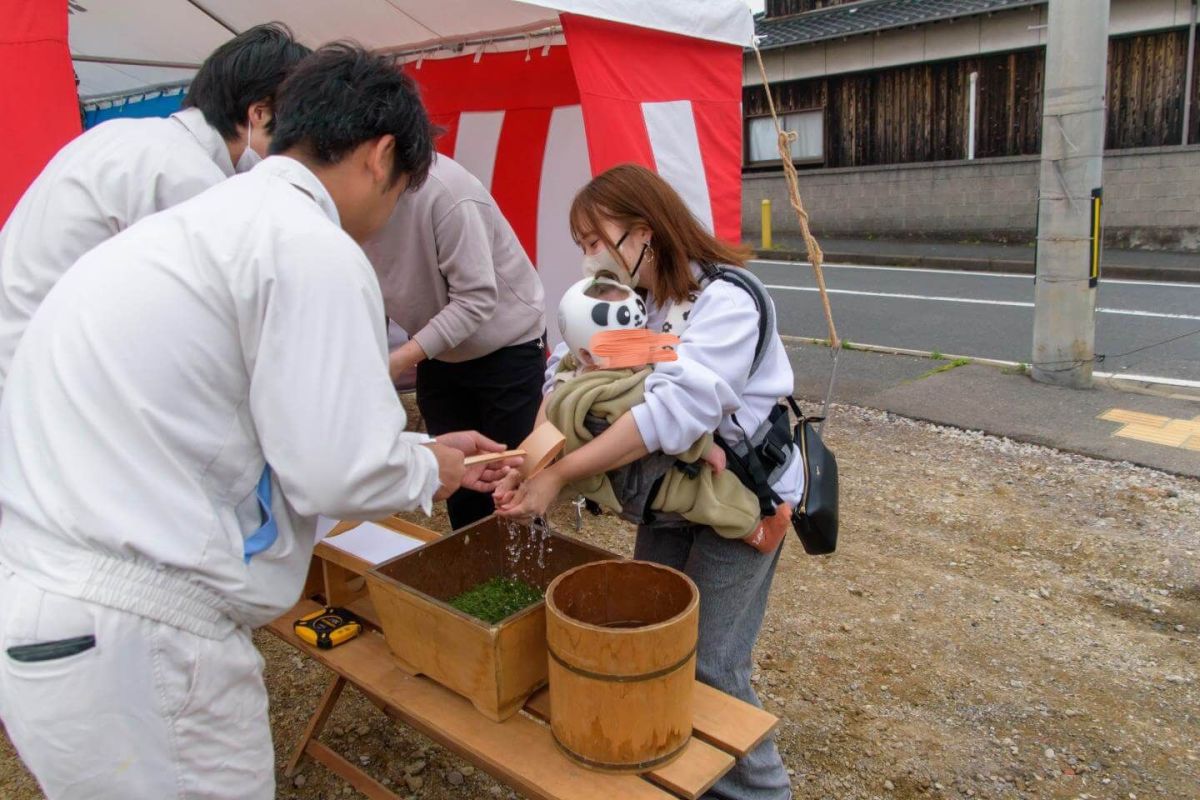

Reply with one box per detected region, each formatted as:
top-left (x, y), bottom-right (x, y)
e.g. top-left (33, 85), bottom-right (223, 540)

top-left (70, 0), bottom-right (754, 98)
top-left (65, 0), bottom-right (752, 348)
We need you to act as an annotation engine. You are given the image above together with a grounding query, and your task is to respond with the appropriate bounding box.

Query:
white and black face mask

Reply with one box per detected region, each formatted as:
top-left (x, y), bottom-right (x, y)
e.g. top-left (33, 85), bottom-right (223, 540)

top-left (581, 230), bottom-right (650, 288)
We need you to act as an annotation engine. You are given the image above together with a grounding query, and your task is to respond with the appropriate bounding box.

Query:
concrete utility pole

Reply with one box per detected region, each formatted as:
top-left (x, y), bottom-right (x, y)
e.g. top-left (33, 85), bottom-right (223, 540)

top-left (1031, 0), bottom-right (1110, 388)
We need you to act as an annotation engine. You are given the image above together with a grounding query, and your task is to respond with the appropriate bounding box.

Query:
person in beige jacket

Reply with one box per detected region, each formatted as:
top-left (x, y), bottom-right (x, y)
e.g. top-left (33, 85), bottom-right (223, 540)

top-left (364, 154), bottom-right (546, 529)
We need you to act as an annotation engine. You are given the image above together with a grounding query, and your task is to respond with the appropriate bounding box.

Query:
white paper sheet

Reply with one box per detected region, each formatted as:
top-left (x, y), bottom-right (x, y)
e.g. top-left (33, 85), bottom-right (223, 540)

top-left (321, 521), bottom-right (425, 565)
top-left (314, 515), bottom-right (341, 543)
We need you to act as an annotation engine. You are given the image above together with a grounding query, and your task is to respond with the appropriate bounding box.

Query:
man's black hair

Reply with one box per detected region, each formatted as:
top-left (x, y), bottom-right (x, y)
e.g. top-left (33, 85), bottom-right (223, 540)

top-left (268, 43), bottom-right (435, 191)
top-left (75, 71), bottom-right (86, 130)
top-left (182, 22), bottom-right (311, 141)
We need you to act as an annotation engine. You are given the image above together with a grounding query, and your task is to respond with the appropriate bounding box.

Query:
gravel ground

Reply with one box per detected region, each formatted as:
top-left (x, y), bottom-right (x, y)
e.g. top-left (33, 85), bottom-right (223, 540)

top-left (2, 402), bottom-right (1197, 800)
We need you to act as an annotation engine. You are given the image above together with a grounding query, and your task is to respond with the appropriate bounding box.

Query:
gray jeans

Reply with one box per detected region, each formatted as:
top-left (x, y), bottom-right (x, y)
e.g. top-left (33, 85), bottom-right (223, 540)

top-left (634, 525), bottom-right (791, 800)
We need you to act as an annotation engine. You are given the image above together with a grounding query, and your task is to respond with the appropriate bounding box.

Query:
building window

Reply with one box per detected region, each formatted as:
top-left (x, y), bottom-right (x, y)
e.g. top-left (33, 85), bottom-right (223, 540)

top-left (746, 109), bottom-right (824, 165)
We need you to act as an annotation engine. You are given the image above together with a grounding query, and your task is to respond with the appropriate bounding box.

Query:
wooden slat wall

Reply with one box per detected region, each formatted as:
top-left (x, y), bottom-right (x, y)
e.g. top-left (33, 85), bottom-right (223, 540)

top-left (975, 49), bottom-right (1044, 159)
top-left (745, 49), bottom-right (1045, 167)
top-left (1106, 30), bottom-right (1188, 149)
top-left (1193, 33), bottom-right (1200, 146)
top-left (745, 29), bottom-right (1200, 167)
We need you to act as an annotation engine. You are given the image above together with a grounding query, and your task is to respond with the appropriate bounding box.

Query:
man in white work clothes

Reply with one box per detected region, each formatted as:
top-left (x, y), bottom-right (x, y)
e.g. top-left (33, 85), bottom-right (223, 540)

top-left (0, 22), bottom-right (310, 399)
top-left (0, 44), bottom-right (512, 799)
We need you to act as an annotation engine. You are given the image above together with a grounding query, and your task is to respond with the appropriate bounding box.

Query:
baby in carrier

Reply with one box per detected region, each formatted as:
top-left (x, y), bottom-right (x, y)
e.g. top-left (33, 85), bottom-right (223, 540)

top-left (546, 277), bottom-right (786, 550)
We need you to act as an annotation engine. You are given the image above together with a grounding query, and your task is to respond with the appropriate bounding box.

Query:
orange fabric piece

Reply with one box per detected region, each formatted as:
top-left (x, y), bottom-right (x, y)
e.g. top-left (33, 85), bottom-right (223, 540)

top-left (742, 502), bottom-right (790, 554)
top-left (588, 329), bottom-right (681, 369)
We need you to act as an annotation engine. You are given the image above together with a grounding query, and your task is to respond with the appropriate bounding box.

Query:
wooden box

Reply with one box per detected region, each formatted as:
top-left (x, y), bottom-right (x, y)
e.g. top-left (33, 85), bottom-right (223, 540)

top-left (366, 516), bottom-right (616, 721)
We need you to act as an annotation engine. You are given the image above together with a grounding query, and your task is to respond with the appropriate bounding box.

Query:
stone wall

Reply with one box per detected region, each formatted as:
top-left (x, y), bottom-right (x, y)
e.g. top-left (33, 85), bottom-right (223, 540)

top-left (743, 145), bottom-right (1200, 252)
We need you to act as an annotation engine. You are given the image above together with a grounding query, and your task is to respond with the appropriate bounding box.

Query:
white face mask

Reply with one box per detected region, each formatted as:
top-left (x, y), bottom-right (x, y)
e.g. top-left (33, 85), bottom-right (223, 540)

top-left (236, 116), bottom-right (262, 174)
top-left (581, 230), bottom-right (649, 288)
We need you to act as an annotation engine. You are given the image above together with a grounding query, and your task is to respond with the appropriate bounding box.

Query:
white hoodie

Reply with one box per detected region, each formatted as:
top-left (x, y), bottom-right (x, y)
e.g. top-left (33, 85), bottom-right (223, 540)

top-left (0, 107), bottom-right (235, 398)
top-left (546, 265), bottom-right (804, 507)
top-left (0, 156), bottom-right (439, 637)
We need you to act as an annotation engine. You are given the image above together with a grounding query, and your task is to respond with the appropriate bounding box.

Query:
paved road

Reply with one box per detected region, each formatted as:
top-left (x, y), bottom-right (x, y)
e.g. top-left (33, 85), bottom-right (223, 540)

top-left (750, 259), bottom-right (1200, 384)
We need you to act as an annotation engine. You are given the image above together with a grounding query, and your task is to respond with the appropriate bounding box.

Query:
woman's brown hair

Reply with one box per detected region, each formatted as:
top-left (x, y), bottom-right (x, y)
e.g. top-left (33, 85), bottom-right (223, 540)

top-left (569, 163), bottom-right (752, 305)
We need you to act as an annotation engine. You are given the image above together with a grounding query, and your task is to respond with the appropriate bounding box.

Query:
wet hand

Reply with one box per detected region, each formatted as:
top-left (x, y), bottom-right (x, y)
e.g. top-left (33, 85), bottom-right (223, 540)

top-left (492, 470), bottom-right (524, 507)
top-left (496, 468), bottom-right (566, 520)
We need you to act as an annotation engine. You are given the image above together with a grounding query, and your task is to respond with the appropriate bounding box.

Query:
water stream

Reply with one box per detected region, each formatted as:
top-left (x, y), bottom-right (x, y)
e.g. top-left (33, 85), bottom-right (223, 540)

top-left (501, 516), bottom-right (553, 582)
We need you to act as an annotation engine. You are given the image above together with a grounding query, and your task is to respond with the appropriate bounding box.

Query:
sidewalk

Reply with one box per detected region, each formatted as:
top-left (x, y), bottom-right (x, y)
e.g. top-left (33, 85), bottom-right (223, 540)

top-left (787, 340), bottom-right (1200, 478)
top-left (759, 234), bottom-right (1200, 282)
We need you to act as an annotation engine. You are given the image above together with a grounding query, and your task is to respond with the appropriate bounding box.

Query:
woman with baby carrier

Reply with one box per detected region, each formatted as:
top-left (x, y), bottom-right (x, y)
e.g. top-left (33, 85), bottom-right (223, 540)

top-left (497, 163), bottom-right (801, 800)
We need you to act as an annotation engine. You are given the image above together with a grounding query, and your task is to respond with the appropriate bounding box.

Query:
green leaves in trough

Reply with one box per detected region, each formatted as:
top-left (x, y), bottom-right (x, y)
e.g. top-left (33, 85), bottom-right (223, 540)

top-left (449, 577), bottom-right (544, 624)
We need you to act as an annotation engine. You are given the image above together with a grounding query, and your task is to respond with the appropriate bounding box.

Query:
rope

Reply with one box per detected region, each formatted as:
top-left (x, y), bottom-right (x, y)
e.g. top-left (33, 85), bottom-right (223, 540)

top-left (751, 43), bottom-right (840, 351)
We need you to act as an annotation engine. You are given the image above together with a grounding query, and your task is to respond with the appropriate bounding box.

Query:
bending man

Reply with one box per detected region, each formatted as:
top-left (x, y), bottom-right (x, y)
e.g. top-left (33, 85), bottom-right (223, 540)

top-left (0, 44), bottom-right (506, 800)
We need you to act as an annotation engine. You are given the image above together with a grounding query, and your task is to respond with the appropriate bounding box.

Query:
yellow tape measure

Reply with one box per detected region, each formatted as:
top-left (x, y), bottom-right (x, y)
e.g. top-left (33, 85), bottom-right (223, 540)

top-left (293, 607), bottom-right (362, 650)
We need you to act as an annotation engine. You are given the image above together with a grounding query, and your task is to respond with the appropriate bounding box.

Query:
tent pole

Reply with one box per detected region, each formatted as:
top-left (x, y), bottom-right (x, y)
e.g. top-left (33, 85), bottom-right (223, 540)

top-left (81, 79), bottom-right (193, 105)
top-left (72, 55), bottom-right (203, 69)
top-left (377, 23), bottom-right (562, 58)
top-left (185, 0), bottom-right (240, 35)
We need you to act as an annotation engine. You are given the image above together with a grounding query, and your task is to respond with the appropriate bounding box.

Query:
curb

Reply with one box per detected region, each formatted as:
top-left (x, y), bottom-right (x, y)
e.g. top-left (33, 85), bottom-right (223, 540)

top-left (780, 337), bottom-right (1200, 479)
top-left (754, 248), bottom-right (1200, 283)
top-left (780, 335), bottom-right (1200, 394)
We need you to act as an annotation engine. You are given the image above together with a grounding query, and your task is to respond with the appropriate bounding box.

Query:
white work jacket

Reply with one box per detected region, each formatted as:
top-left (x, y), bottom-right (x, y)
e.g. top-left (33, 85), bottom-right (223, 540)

top-left (0, 156), bottom-right (439, 636)
top-left (0, 107), bottom-right (234, 398)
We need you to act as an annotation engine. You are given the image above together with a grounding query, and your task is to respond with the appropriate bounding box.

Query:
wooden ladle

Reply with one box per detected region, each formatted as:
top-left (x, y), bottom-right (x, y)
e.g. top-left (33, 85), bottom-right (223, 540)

top-left (460, 421), bottom-right (564, 478)
top-left (516, 421), bottom-right (565, 477)
top-left (463, 449), bottom-right (526, 467)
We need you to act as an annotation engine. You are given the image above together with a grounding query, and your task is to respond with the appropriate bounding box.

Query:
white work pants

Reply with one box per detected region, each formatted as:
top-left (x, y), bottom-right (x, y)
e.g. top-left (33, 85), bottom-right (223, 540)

top-left (0, 566), bottom-right (274, 799)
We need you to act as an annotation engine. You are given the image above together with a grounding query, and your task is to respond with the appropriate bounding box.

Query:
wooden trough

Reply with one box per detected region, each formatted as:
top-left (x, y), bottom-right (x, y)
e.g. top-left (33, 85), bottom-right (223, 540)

top-left (545, 560), bottom-right (700, 773)
top-left (366, 516), bottom-right (616, 721)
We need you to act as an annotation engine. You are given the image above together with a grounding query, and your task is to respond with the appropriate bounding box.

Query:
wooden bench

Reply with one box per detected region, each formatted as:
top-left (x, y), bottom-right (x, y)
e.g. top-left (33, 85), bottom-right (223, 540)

top-left (274, 518), bottom-right (778, 800)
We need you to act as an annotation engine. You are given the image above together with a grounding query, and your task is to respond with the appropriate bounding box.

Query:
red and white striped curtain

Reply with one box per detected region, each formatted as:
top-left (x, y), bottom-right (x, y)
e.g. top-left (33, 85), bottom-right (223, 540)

top-left (404, 13), bottom-right (744, 335)
top-left (0, 0), bottom-right (81, 226)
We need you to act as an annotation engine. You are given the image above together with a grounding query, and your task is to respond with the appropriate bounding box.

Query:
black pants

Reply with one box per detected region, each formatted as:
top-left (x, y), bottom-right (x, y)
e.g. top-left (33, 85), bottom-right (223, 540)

top-left (416, 338), bottom-right (546, 530)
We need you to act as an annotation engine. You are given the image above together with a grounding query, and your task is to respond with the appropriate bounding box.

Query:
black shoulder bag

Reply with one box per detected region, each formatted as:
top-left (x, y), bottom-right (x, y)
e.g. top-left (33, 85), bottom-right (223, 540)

top-left (786, 396), bottom-right (839, 555)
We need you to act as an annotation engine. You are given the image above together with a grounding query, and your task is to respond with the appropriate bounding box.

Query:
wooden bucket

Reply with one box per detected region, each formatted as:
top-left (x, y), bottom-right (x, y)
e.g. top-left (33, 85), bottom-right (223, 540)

top-left (544, 560), bottom-right (699, 773)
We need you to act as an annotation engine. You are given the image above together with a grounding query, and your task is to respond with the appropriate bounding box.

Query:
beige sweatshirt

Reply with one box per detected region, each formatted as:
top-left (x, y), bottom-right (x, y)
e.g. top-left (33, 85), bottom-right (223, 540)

top-left (363, 156), bottom-right (546, 363)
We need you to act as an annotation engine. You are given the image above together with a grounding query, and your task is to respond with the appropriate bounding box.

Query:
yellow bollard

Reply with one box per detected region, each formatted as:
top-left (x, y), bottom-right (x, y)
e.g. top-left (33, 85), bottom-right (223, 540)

top-left (760, 198), bottom-right (772, 250)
